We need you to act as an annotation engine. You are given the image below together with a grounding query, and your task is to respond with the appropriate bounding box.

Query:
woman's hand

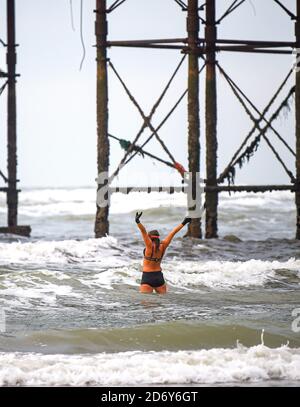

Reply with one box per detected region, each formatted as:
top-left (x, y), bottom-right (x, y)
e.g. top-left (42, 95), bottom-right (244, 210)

top-left (135, 212), bottom-right (143, 224)
top-left (181, 217), bottom-right (192, 226)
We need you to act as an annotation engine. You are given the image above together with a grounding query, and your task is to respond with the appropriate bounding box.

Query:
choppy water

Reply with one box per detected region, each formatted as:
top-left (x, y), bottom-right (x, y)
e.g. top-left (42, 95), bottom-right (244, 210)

top-left (0, 188), bottom-right (300, 386)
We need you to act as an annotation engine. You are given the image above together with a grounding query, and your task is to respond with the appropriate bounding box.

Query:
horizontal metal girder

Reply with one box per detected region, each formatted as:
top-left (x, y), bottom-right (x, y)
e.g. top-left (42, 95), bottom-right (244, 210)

top-left (108, 185), bottom-right (298, 194)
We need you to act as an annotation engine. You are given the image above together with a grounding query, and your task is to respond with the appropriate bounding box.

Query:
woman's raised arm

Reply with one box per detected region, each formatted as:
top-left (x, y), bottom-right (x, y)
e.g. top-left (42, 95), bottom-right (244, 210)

top-left (161, 217), bottom-right (191, 248)
top-left (135, 212), bottom-right (152, 248)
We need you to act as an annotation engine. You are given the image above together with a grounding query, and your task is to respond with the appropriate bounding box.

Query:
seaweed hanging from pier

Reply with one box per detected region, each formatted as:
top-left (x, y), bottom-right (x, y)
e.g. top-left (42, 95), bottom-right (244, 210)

top-left (222, 86), bottom-right (295, 186)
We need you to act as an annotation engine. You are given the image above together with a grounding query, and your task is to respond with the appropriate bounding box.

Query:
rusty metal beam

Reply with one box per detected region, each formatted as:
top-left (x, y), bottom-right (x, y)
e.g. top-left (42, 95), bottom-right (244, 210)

top-left (109, 38), bottom-right (295, 47)
top-left (206, 185), bottom-right (298, 193)
top-left (216, 0), bottom-right (247, 24)
top-left (108, 46), bottom-right (292, 54)
top-left (95, 0), bottom-right (110, 238)
top-left (215, 46), bottom-right (293, 55)
top-left (185, 0), bottom-right (202, 238)
top-left (215, 39), bottom-right (295, 47)
top-left (107, 38), bottom-right (295, 52)
top-left (190, 46), bottom-right (293, 56)
top-left (107, 43), bottom-right (185, 50)
top-left (109, 185), bottom-right (298, 194)
top-left (107, 38), bottom-right (188, 45)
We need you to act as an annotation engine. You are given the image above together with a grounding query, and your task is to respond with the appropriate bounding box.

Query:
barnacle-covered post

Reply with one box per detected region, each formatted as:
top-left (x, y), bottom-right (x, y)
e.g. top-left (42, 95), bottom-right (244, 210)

top-left (205, 0), bottom-right (218, 238)
top-left (95, 0), bottom-right (110, 237)
top-left (296, 0), bottom-right (300, 239)
top-left (185, 0), bottom-right (202, 238)
top-left (0, 0), bottom-right (31, 237)
top-left (6, 0), bottom-right (18, 231)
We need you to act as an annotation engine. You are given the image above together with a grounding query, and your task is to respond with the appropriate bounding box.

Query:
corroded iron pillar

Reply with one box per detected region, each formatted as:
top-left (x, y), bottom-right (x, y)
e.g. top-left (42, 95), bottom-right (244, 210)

top-left (6, 0), bottom-right (18, 229)
top-left (205, 0), bottom-right (218, 238)
top-left (185, 0), bottom-right (202, 238)
top-left (95, 0), bottom-right (110, 237)
top-left (296, 0), bottom-right (300, 239)
top-left (0, 0), bottom-right (31, 237)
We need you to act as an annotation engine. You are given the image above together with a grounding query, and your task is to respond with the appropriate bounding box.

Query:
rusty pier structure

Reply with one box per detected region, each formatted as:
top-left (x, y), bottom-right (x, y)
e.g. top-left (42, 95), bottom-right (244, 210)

top-left (0, 0), bottom-right (299, 240)
top-left (0, 0), bottom-right (30, 237)
top-left (94, 0), bottom-right (300, 239)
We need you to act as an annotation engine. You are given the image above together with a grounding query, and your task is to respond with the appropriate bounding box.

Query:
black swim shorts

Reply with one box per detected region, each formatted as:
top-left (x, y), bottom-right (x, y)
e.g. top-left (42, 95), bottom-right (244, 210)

top-left (141, 271), bottom-right (165, 288)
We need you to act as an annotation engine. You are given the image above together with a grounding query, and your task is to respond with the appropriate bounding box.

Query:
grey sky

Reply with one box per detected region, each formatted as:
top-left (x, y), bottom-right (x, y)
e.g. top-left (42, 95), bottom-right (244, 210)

top-left (0, 0), bottom-right (297, 188)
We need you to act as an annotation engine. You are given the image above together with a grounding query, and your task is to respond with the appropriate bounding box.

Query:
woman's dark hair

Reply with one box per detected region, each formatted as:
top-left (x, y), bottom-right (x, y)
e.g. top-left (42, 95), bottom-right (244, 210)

top-left (148, 229), bottom-right (160, 251)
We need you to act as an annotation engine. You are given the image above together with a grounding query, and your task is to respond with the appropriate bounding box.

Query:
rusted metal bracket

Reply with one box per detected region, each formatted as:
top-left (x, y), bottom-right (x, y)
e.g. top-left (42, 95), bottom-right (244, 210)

top-left (125, 61), bottom-right (207, 168)
top-left (220, 64), bottom-right (295, 156)
top-left (174, 0), bottom-right (188, 11)
top-left (106, 0), bottom-right (127, 13)
top-left (216, 0), bottom-right (247, 24)
top-left (0, 170), bottom-right (8, 183)
top-left (273, 0), bottom-right (297, 20)
top-left (218, 64), bottom-right (296, 184)
top-left (108, 55), bottom-right (186, 181)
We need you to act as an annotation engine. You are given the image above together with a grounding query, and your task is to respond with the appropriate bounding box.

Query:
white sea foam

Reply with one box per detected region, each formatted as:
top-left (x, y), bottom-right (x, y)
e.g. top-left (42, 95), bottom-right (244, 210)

top-left (0, 344), bottom-right (299, 386)
top-left (0, 236), bottom-right (141, 307)
top-left (1, 281), bottom-right (82, 306)
top-left (0, 236), bottom-right (299, 299)
top-left (0, 236), bottom-right (123, 265)
top-left (0, 255), bottom-right (299, 311)
top-left (165, 258), bottom-right (300, 290)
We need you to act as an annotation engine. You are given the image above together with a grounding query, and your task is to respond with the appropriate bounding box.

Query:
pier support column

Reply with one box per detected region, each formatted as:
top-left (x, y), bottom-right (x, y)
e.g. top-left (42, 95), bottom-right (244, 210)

top-left (6, 0), bottom-right (18, 229)
top-left (205, 0), bottom-right (218, 238)
top-left (95, 0), bottom-right (110, 238)
top-left (0, 0), bottom-right (31, 237)
top-left (296, 0), bottom-right (300, 239)
top-left (185, 0), bottom-right (202, 238)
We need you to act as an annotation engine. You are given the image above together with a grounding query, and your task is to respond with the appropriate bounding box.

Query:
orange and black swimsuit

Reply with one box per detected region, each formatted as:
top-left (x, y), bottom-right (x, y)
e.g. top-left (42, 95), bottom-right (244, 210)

top-left (137, 222), bottom-right (184, 288)
top-left (141, 270), bottom-right (165, 287)
top-left (141, 243), bottom-right (166, 287)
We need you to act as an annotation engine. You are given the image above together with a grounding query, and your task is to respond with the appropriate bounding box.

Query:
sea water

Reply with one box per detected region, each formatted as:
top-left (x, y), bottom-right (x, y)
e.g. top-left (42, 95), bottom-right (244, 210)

top-left (0, 188), bottom-right (299, 386)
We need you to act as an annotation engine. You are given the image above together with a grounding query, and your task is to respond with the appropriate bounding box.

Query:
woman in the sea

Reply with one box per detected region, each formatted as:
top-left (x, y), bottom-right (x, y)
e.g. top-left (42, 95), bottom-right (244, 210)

top-left (135, 212), bottom-right (191, 294)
